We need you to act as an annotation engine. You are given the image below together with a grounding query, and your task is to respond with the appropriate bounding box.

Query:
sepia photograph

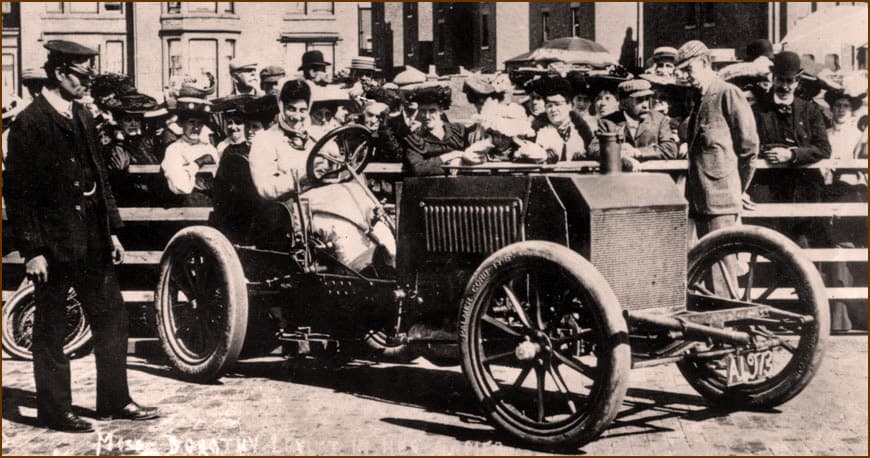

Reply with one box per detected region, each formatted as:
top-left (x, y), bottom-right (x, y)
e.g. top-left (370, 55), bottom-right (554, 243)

top-left (0, 1), bottom-right (867, 455)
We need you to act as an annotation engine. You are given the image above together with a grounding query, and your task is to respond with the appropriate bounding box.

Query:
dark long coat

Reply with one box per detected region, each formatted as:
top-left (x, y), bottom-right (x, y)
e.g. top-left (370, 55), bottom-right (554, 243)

top-left (4, 95), bottom-right (123, 264)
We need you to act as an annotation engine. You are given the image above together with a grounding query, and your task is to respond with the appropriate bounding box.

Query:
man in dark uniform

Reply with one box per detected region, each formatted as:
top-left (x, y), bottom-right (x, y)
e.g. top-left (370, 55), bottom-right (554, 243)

top-left (3, 40), bottom-right (159, 433)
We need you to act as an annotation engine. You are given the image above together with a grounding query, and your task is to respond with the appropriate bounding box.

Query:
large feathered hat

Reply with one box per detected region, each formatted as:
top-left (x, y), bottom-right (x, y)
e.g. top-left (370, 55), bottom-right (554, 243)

top-left (90, 73), bottom-right (136, 111)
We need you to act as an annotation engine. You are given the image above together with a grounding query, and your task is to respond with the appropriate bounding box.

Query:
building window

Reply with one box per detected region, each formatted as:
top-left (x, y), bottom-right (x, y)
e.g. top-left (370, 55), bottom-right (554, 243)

top-left (221, 2), bottom-right (234, 14)
top-left (2, 53), bottom-right (16, 99)
top-left (166, 2), bottom-right (181, 14)
top-left (358, 6), bottom-right (373, 55)
top-left (103, 41), bottom-right (124, 73)
top-left (69, 2), bottom-right (99, 13)
top-left (104, 2), bottom-right (123, 12)
top-left (542, 12), bottom-right (550, 42)
top-left (308, 2), bottom-right (334, 15)
top-left (571, 7), bottom-right (581, 37)
top-left (167, 39), bottom-right (182, 79)
top-left (225, 39), bottom-right (236, 63)
top-left (481, 13), bottom-right (490, 49)
top-left (45, 2), bottom-right (64, 13)
top-left (2, 3), bottom-right (11, 13)
top-left (189, 39), bottom-right (218, 87)
top-left (188, 3), bottom-right (217, 13)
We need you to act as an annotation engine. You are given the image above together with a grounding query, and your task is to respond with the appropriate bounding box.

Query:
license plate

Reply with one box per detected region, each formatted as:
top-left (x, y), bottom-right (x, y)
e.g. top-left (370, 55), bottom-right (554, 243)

top-left (726, 350), bottom-right (774, 386)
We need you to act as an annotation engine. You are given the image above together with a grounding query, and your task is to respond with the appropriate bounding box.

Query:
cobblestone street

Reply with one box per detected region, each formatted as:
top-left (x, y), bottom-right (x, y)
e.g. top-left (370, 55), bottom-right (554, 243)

top-left (2, 335), bottom-right (867, 456)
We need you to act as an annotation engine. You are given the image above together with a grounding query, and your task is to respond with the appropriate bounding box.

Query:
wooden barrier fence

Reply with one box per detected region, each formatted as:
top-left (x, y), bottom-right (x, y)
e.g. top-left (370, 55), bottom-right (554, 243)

top-left (2, 158), bottom-right (868, 330)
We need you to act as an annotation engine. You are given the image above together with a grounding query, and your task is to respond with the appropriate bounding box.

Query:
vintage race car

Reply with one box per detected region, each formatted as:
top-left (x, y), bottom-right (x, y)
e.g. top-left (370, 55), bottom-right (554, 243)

top-left (154, 125), bottom-right (828, 448)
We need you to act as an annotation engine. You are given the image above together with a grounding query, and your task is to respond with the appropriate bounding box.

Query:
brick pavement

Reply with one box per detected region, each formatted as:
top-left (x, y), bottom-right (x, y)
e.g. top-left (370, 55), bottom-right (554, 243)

top-left (2, 336), bottom-right (867, 456)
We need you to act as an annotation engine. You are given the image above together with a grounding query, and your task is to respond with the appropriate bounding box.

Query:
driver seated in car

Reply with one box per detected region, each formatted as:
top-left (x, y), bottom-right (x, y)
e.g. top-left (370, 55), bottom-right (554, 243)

top-left (249, 79), bottom-right (395, 270)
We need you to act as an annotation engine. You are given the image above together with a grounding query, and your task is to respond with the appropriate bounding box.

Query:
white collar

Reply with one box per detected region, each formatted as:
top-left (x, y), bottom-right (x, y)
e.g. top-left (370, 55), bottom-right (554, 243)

top-left (42, 87), bottom-right (74, 119)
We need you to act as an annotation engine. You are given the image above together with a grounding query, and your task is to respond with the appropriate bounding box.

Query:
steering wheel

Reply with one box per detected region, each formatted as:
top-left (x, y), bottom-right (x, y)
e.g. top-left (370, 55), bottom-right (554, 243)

top-left (306, 124), bottom-right (375, 186)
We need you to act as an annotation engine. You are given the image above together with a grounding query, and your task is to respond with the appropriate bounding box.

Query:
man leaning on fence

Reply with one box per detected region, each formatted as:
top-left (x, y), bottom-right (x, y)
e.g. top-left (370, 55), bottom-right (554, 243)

top-left (3, 40), bottom-right (159, 433)
top-left (675, 40), bottom-right (759, 239)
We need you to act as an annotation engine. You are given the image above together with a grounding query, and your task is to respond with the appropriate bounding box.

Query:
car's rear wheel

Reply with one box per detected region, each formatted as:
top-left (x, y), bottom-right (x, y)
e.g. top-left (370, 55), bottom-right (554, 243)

top-left (459, 241), bottom-right (630, 448)
top-left (678, 226), bottom-right (828, 409)
top-left (2, 284), bottom-right (92, 360)
top-left (155, 226), bottom-right (248, 382)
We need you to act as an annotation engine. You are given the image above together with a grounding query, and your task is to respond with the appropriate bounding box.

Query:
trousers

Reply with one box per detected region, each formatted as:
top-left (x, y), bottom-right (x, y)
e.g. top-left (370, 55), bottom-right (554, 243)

top-left (31, 197), bottom-right (131, 420)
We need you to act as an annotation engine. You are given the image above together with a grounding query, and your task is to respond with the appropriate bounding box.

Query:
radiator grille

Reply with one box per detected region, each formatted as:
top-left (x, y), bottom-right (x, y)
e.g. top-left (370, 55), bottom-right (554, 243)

top-left (590, 208), bottom-right (686, 311)
top-left (422, 200), bottom-right (522, 254)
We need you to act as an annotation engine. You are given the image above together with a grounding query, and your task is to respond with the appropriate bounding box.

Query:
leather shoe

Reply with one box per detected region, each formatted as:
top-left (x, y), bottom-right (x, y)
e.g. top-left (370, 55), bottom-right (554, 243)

top-left (41, 411), bottom-right (94, 433)
top-left (97, 401), bottom-right (160, 421)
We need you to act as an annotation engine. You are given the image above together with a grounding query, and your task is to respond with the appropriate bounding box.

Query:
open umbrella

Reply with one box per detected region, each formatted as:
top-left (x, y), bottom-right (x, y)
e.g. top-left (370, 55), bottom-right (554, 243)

top-left (506, 37), bottom-right (618, 68)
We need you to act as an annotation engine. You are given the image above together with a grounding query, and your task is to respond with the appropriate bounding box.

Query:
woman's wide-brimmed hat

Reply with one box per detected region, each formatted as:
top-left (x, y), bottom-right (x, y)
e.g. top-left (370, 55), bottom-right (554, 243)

top-left (111, 92), bottom-right (160, 117)
top-left (405, 82), bottom-right (452, 109)
top-left (171, 96), bottom-right (214, 118)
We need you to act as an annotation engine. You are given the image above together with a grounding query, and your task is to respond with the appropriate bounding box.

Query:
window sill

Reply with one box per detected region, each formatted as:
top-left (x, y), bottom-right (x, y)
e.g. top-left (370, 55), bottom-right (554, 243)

top-left (684, 24), bottom-right (697, 30)
top-left (284, 13), bottom-right (336, 21)
top-left (41, 13), bottom-right (125, 20)
top-left (161, 13), bottom-right (239, 20)
top-left (702, 22), bottom-right (716, 28)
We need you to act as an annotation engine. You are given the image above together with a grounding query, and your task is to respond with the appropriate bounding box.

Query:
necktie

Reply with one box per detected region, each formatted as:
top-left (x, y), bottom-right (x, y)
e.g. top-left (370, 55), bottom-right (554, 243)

top-left (776, 103), bottom-right (793, 116)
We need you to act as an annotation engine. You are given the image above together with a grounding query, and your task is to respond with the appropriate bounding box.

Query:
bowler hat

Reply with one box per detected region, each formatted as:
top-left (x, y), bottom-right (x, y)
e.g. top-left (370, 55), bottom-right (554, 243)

top-left (772, 51), bottom-right (803, 79)
top-left (299, 50), bottom-right (330, 71)
top-left (675, 40), bottom-right (710, 70)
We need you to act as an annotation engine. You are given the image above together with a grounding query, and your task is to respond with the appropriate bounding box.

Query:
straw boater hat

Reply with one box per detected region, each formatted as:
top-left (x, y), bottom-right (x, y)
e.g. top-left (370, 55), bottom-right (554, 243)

top-left (350, 56), bottom-right (379, 73)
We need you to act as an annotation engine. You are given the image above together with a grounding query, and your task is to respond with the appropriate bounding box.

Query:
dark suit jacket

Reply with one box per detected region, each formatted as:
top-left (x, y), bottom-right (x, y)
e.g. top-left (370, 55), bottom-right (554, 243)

top-left (752, 95), bottom-right (831, 202)
top-left (686, 77), bottom-right (759, 215)
top-left (588, 110), bottom-right (681, 160)
top-left (402, 122), bottom-right (468, 176)
top-left (4, 94), bottom-right (122, 263)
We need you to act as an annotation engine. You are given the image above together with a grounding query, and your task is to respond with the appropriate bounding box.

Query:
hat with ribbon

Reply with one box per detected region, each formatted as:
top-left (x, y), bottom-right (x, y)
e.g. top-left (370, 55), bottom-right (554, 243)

top-left (653, 46), bottom-right (678, 64)
top-left (350, 56), bottom-right (379, 72)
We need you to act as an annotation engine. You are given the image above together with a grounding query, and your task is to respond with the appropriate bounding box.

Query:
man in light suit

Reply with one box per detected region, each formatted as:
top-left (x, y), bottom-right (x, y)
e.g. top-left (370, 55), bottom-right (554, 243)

top-left (675, 40), bottom-right (759, 238)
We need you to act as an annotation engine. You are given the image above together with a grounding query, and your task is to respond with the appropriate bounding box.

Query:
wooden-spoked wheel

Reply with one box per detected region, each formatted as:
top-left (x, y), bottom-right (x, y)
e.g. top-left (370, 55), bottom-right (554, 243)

top-left (459, 241), bottom-right (630, 447)
top-left (155, 226), bottom-right (249, 382)
top-left (1, 284), bottom-right (92, 360)
top-left (678, 225), bottom-right (829, 409)
top-left (306, 124), bottom-right (374, 185)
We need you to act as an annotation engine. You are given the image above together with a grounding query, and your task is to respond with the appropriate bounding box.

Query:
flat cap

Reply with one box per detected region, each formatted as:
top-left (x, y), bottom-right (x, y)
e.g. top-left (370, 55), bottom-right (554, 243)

top-left (618, 79), bottom-right (654, 99)
top-left (675, 40), bottom-right (710, 70)
top-left (44, 40), bottom-right (98, 58)
top-left (259, 65), bottom-right (286, 83)
top-left (463, 75), bottom-right (496, 96)
top-left (22, 67), bottom-right (47, 81)
top-left (653, 46), bottom-right (678, 63)
top-left (229, 60), bottom-right (257, 73)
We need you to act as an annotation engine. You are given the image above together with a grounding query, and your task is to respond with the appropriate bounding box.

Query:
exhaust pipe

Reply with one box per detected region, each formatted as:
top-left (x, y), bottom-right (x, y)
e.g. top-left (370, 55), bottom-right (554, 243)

top-left (596, 131), bottom-right (622, 175)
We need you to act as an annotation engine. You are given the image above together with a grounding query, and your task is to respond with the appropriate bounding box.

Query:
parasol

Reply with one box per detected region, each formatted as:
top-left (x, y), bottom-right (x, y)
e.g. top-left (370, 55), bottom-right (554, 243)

top-left (506, 37), bottom-right (618, 68)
